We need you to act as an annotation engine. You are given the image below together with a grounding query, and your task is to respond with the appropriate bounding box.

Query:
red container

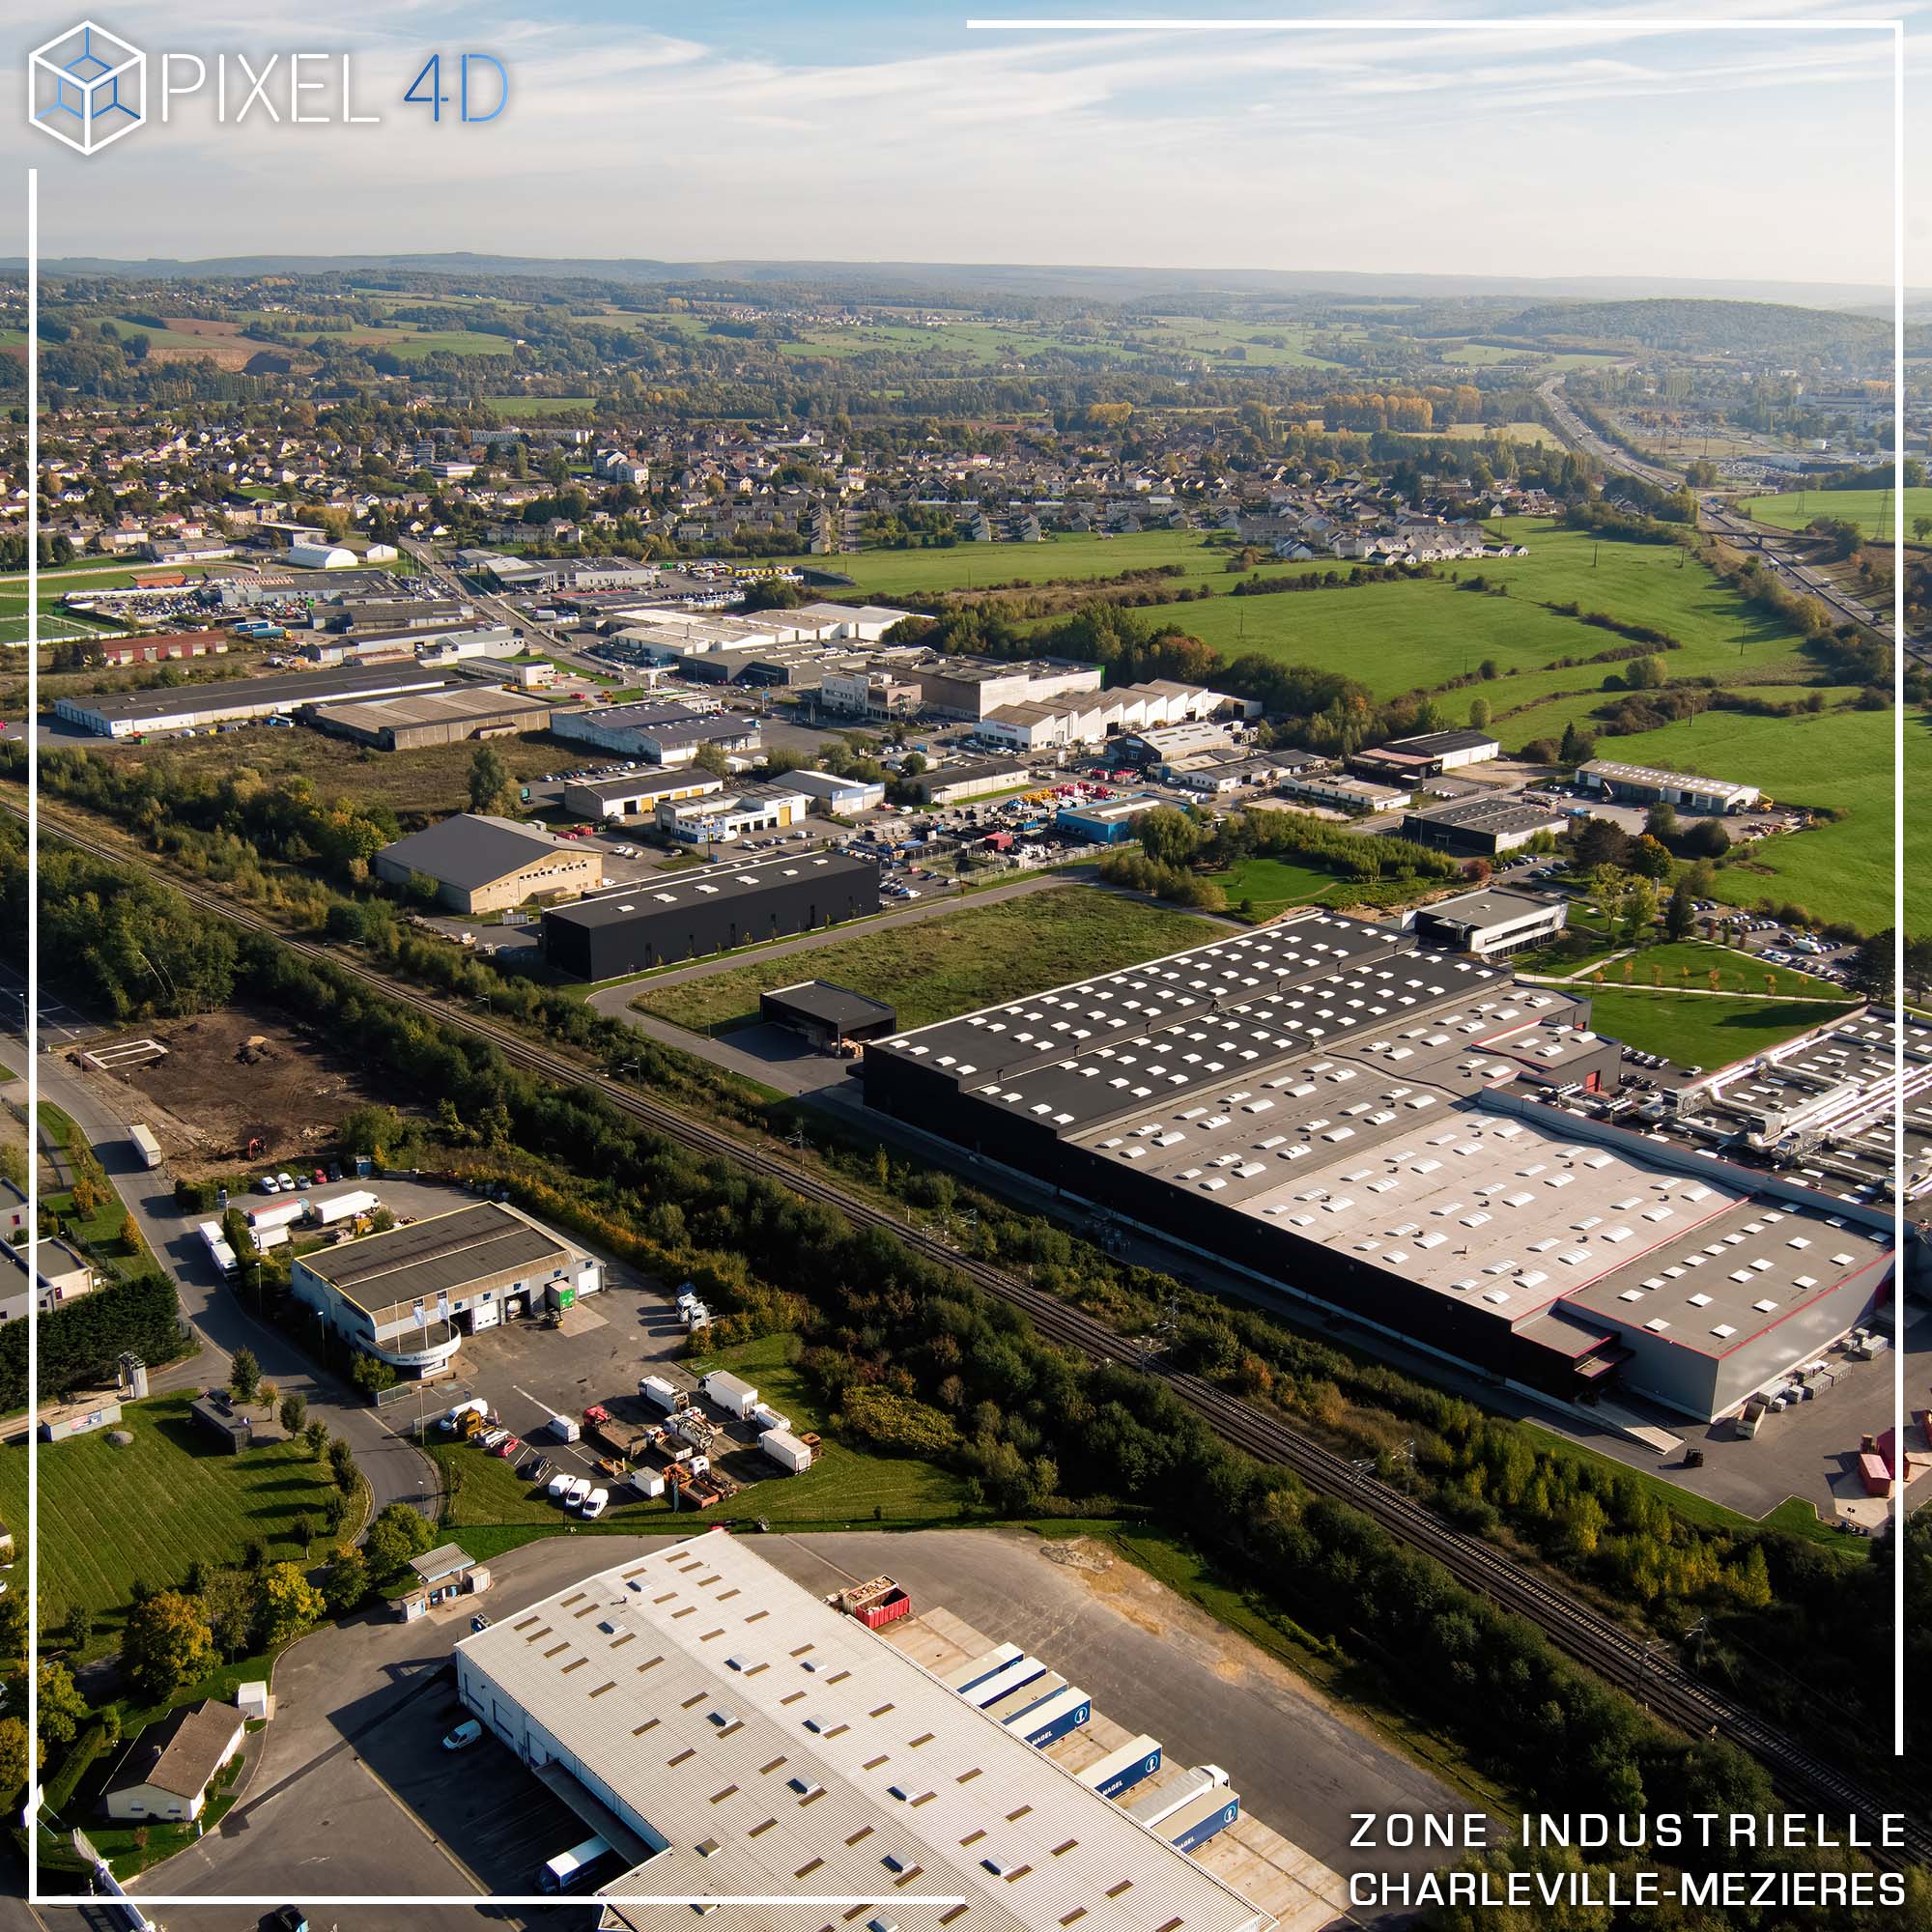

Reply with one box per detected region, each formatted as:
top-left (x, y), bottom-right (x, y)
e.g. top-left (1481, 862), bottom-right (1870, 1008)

top-left (1859, 1452), bottom-right (1893, 1497)
top-left (857, 1588), bottom-right (911, 1630)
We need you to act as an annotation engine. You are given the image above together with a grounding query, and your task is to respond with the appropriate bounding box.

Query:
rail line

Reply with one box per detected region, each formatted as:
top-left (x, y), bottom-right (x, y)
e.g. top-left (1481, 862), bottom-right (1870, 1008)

top-left (21, 803), bottom-right (1926, 1862)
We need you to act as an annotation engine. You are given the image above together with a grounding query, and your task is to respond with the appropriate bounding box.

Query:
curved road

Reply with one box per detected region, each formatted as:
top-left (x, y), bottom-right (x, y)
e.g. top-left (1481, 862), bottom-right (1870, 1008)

top-left (4, 1037), bottom-right (437, 1523)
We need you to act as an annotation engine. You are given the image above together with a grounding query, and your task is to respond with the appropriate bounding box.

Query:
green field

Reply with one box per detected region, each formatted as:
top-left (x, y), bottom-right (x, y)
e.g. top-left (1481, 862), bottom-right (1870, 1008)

top-left (1406, 420), bottom-right (1561, 447)
top-left (1577, 939), bottom-right (1844, 999)
top-left (772, 529), bottom-right (1254, 599)
top-left (436, 1332), bottom-right (969, 1548)
top-left (1741, 487), bottom-right (1932, 543)
top-left (0, 1393), bottom-right (340, 1642)
top-left (485, 395), bottom-right (597, 417)
top-left (1598, 704), bottom-right (1900, 933)
top-left (1579, 988), bottom-right (1850, 1069)
top-left (1207, 855), bottom-right (1348, 918)
top-left (637, 885), bottom-right (1221, 1035)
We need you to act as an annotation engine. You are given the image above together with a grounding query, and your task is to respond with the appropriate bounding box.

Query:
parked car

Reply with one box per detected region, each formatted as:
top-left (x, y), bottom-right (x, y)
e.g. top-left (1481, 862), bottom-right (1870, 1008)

top-left (269, 1909), bottom-right (308, 1932)
top-left (492, 1435), bottom-right (522, 1459)
top-left (441, 1719), bottom-right (484, 1751)
top-left (469, 1614), bottom-right (492, 1633)
top-left (258, 1175), bottom-right (280, 1195)
top-left (581, 1488), bottom-right (611, 1520)
top-left (564, 1476), bottom-right (593, 1509)
top-left (274, 1171), bottom-right (295, 1190)
top-left (546, 1470), bottom-right (574, 1502)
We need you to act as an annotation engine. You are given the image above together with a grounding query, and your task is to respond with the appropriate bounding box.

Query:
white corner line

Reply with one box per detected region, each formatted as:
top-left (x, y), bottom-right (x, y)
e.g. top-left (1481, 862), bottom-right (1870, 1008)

top-left (23, 160), bottom-right (40, 1894)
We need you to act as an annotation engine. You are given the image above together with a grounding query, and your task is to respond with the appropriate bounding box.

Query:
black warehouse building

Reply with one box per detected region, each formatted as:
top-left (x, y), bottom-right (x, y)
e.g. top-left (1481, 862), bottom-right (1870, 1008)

top-left (541, 850), bottom-right (880, 981)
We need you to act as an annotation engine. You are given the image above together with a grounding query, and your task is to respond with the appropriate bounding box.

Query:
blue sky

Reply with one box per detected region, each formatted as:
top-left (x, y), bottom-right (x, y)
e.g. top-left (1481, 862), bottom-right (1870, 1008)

top-left (2, 1), bottom-right (1923, 292)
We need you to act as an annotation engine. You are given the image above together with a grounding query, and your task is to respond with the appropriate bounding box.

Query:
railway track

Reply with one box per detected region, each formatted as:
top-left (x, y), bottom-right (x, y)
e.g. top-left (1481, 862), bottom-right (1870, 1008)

top-left (20, 802), bottom-right (1926, 1861)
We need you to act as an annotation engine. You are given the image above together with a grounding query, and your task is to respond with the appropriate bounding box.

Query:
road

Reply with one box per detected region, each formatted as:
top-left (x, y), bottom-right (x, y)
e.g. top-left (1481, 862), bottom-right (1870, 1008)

top-left (16, 800), bottom-right (1919, 1862)
top-left (1, 1024), bottom-right (438, 1522)
top-left (1538, 377), bottom-right (1904, 646)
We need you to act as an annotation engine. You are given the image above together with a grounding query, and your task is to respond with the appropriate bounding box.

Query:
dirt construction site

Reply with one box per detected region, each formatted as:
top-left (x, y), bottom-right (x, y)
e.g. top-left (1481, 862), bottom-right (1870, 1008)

top-left (71, 1006), bottom-right (402, 1178)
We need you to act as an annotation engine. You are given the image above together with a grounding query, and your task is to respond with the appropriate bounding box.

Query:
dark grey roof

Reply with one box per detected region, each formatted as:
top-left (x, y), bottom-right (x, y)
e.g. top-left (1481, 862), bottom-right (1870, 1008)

top-left (761, 980), bottom-right (897, 1031)
top-left (564, 771), bottom-right (724, 804)
top-left (62, 661), bottom-right (450, 724)
top-left (377, 813), bottom-right (570, 891)
top-left (548, 850), bottom-right (877, 932)
top-left (1385, 729), bottom-right (1501, 756)
top-left (1404, 795), bottom-right (1565, 836)
top-left (1417, 888), bottom-right (1563, 931)
top-left (304, 1202), bottom-right (568, 1312)
top-left (113, 1700), bottom-right (242, 1802)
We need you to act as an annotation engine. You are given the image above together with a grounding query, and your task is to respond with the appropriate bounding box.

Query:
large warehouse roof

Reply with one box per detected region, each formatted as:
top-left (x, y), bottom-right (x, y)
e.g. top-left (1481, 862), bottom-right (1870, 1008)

top-left (57, 661), bottom-right (450, 726)
top-left (548, 849), bottom-right (877, 933)
top-left (302, 1202), bottom-right (569, 1312)
top-left (459, 1535), bottom-right (1268, 1932)
top-left (377, 813), bottom-right (575, 891)
top-left (310, 687), bottom-right (553, 736)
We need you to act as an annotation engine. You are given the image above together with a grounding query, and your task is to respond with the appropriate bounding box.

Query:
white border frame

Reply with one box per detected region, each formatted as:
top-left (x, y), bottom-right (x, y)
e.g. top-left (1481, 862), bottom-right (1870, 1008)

top-left (19, 9), bottom-right (1912, 1911)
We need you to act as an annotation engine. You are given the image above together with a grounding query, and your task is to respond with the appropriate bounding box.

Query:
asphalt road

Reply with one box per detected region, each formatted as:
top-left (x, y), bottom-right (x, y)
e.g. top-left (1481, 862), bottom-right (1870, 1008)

top-left (2, 1027), bottom-right (437, 1522)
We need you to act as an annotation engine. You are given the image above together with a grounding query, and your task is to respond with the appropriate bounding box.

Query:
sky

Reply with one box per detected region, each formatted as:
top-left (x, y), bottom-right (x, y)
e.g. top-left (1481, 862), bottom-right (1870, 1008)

top-left (0, 0), bottom-right (1925, 295)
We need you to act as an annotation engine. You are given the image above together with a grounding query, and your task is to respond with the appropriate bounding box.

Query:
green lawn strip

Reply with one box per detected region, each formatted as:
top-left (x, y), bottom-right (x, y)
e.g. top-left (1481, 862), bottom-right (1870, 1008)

top-left (34, 1100), bottom-right (154, 1278)
top-left (1516, 1423), bottom-right (1855, 1553)
top-left (1580, 939), bottom-right (1845, 1000)
top-left (0, 1393), bottom-right (341, 1642)
top-left (634, 886), bottom-right (1221, 1035)
top-left (1579, 988), bottom-right (1850, 1068)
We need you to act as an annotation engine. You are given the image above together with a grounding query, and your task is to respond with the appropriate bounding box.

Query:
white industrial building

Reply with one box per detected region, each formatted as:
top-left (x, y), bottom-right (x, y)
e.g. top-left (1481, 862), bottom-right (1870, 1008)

top-left (656, 781), bottom-right (812, 844)
top-left (786, 768), bottom-right (887, 815)
top-left (453, 1534), bottom-right (1269, 1930)
top-left (286, 542), bottom-right (357, 569)
top-left (1576, 758), bottom-right (1760, 816)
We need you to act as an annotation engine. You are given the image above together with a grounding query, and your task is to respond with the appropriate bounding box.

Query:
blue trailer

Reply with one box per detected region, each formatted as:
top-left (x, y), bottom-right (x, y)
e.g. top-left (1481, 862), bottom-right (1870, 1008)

top-left (1161, 1787), bottom-right (1240, 1854)
top-left (1075, 1735), bottom-right (1162, 1800)
top-left (1008, 1684), bottom-right (1091, 1747)
top-left (980, 1672), bottom-right (1065, 1729)
top-left (939, 1642), bottom-right (1021, 1695)
top-left (959, 1656), bottom-right (1047, 1710)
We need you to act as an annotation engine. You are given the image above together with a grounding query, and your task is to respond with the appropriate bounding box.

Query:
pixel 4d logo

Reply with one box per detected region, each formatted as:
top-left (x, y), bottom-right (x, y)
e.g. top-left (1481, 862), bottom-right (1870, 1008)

top-left (29, 20), bottom-right (146, 155)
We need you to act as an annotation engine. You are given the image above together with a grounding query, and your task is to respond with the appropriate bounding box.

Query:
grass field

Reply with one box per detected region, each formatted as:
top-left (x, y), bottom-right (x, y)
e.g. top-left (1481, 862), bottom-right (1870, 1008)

top-left (636, 885), bottom-right (1222, 1034)
top-left (1741, 487), bottom-right (1932, 543)
top-left (1579, 988), bottom-right (1848, 1068)
top-left (770, 529), bottom-right (1252, 598)
top-left (1206, 855), bottom-right (1347, 918)
top-left (485, 395), bottom-right (597, 416)
top-left (435, 1332), bottom-right (970, 1547)
top-left (0, 1392), bottom-right (340, 1643)
top-left (1576, 940), bottom-right (1846, 1000)
top-left (1406, 420), bottom-right (1561, 446)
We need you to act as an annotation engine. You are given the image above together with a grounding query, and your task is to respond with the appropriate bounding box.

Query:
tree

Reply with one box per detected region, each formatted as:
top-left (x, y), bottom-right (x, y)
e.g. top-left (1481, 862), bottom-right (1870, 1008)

top-left (119, 1212), bottom-right (140, 1254)
top-left (257, 1378), bottom-right (278, 1416)
top-left (351, 1352), bottom-right (397, 1399)
top-left (228, 1347), bottom-right (261, 1406)
top-left (362, 1503), bottom-right (436, 1584)
top-left (323, 1491), bottom-right (351, 1537)
top-left (279, 1391), bottom-right (307, 1436)
top-left (1557, 721), bottom-right (1595, 767)
top-left (304, 1418), bottom-right (331, 1459)
top-left (292, 1513), bottom-right (315, 1559)
top-left (691, 742), bottom-right (732, 779)
top-left (467, 744), bottom-right (519, 816)
top-left (37, 1660), bottom-right (88, 1747)
top-left (122, 1589), bottom-right (215, 1700)
top-left (1644, 800), bottom-right (1679, 843)
top-left (1137, 806), bottom-right (1202, 870)
top-left (327, 1436), bottom-right (361, 1495)
top-left (252, 1562), bottom-right (326, 1649)
top-left (1844, 928), bottom-right (1895, 1002)
top-left (61, 1603), bottom-right (93, 1654)
top-left (1629, 835), bottom-right (1674, 882)
top-left (898, 752), bottom-right (926, 778)
top-left (1914, 515), bottom-right (1932, 544)
top-left (1618, 876), bottom-right (1658, 946)
top-left (321, 1543), bottom-right (371, 1616)
top-left (1665, 879), bottom-right (1695, 941)
top-left (1467, 696), bottom-right (1491, 731)
top-left (1683, 817), bottom-right (1731, 860)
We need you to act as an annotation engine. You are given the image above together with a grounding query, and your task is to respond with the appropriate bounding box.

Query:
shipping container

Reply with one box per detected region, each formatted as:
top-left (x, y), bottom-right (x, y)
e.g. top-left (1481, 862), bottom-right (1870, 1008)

top-left (128, 1123), bottom-right (163, 1169)
top-left (1006, 1683), bottom-right (1090, 1747)
top-left (629, 1466), bottom-right (666, 1499)
top-left (1127, 1765), bottom-right (1228, 1829)
top-left (1859, 1452), bottom-right (1893, 1497)
top-left (638, 1375), bottom-right (680, 1412)
top-left (1160, 1787), bottom-right (1240, 1854)
top-left (759, 1428), bottom-right (813, 1474)
top-left (960, 1655), bottom-right (1048, 1711)
top-left (835, 1577), bottom-right (911, 1631)
top-left (1075, 1735), bottom-right (1162, 1800)
top-left (939, 1643), bottom-right (1022, 1694)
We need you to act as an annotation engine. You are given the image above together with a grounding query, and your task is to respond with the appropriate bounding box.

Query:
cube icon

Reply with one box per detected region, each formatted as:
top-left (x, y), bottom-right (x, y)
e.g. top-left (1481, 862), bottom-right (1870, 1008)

top-left (29, 21), bottom-right (146, 156)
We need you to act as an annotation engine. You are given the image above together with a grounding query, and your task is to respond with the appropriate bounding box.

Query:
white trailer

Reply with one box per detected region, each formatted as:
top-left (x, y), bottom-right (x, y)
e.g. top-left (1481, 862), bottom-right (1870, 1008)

top-left (198, 1220), bottom-right (239, 1278)
top-left (308, 1188), bottom-right (379, 1228)
top-left (629, 1466), bottom-right (666, 1498)
top-left (638, 1375), bottom-right (681, 1412)
top-left (960, 1656), bottom-right (1047, 1711)
top-left (752, 1403), bottom-right (792, 1435)
top-left (1126, 1765), bottom-right (1229, 1830)
top-left (700, 1371), bottom-right (759, 1419)
top-left (940, 1643), bottom-right (1022, 1694)
top-left (244, 1198), bottom-right (306, 1237)
top-left (128, 1123), bottom-right (162, 1170)
top-left (759, 1428), bottom-right (813, 1474)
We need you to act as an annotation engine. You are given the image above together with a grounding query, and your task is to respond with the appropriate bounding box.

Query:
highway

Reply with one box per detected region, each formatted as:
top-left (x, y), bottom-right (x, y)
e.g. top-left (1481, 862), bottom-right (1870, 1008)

top-left (1537, 377), bottom-right (1905, 649)
top-left (15, 797), bottom-right (1925, 1865)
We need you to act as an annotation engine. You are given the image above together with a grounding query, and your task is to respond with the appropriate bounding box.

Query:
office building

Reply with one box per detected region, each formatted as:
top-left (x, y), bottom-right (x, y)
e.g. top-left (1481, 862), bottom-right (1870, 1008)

top-left (374, 813), bottom-right (603, 915)
top-left (1407, 888), bottom-right (1567, 960)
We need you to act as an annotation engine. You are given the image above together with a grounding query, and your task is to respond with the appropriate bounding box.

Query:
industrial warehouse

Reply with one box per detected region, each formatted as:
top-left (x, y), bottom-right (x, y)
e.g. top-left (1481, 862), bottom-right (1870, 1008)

top-left (308, 685), bottom-right (554, 750)
top-left (290, 1201), bottom-right (600, 1374)
top-left (860, 913), bottom-right (1894, 1422)
top-left (454, 1536), bottom-right (1279, 1932)
top-left (541, 849), bottom-right (881, 981)
top-left (51, 661), bottom-right (455, 738)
